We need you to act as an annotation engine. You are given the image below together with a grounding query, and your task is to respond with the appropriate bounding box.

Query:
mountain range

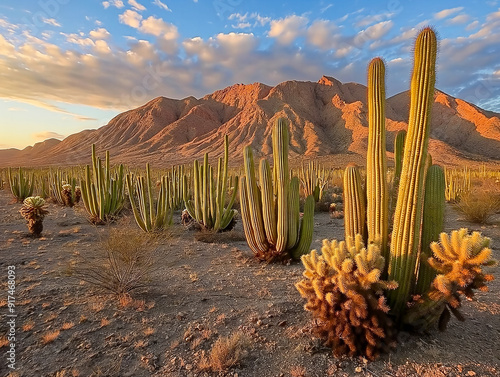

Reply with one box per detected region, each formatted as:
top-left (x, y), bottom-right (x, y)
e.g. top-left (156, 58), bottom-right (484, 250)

top-left (1, 76), bottom-right (500, 168)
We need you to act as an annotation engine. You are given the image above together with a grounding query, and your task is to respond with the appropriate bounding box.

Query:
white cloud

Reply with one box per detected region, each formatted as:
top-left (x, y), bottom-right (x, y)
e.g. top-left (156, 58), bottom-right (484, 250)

top-left (153, 0), bottom-right (172, 12)
top-left (119, 9), bottom-right (142, 28)
top-left (434, 7), bottom-right (464, 20)
top-left (89, 28), bottom-right (111, 40)
top-left (354, 20), bottom-right (394, 47)
top-left (307, 20), bottom-right (342, 51)
top-left (42, 18), bottom-right (61, 27)
top-left (447, 14), bottom-right (470, 25)
top-left (140, 16), bottom-right (178, 39)
top-left (102, 0), bottom-right (124, 9)
top-left (128, 0), bottom-right (146, 11)
top-left (229, 12), bottom-right (270, 28)
top-left (466, 20), bottom-right (480, 30)
top-left (268, 15), bottom-right (308, 44)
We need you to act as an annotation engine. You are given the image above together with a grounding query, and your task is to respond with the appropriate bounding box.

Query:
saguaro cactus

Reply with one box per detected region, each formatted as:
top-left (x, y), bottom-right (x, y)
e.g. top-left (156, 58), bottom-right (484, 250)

top-left (8, 167), bottom-right (35, 202)
top-left (343, 164), bottom-right (366, 242)
top-left (387, 27), bottom-right (437, 317)
top-left (366, 57), bottom-right (389, 259)
top-left (239, 118), bottom-right (315, 261)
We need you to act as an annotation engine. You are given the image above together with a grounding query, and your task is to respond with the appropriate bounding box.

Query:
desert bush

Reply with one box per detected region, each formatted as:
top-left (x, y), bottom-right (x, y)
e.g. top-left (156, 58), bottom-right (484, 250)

top-left (198, 332), bottom-right (251, 372)
top-left (455, 180), bottom-right (500, 223)
top-left (75, 227), bottom-right (157, 296)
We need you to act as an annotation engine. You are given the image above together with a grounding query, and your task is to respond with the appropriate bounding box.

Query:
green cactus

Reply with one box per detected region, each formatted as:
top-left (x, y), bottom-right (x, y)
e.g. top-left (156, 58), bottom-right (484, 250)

top-left (239, 118), bottom-right (315, 261)
top-left (366, 57), bottom-right (389, 259)
top-left (8, 167), bottom-right (35, 202)
top-left (393, 130), bottom-right (406, 189)
top-left (414, 164), bottom-right (446, 295)
top-left (387, 27), bottom-right (437, 318)
top-left (80, 144), bottom-right (125, 224)
top-left (126, 163), bottom-right (173, 232)
top-left (183, 135), bottom-right (238, 232)
top-left (343, 164), bottom-right (366, 242)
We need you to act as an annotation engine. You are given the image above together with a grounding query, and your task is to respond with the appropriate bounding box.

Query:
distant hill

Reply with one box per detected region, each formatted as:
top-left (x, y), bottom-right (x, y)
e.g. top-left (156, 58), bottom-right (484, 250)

top-left (1, 76), bottom-right (499, 168)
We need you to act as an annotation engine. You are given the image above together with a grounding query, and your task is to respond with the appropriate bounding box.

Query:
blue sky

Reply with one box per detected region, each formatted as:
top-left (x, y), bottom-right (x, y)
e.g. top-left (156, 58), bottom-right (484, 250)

top-left (1, 0), bottom-right (499, 149)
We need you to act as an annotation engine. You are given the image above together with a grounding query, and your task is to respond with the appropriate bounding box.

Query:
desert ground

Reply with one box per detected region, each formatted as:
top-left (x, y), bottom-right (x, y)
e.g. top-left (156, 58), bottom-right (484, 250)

top-left (0, 188), bottom-right (499, 377)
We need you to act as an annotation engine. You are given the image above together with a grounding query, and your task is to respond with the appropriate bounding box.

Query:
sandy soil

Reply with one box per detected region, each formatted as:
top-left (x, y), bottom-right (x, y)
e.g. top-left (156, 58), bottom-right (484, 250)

top-left (0, 188), bottom-right (499, 377)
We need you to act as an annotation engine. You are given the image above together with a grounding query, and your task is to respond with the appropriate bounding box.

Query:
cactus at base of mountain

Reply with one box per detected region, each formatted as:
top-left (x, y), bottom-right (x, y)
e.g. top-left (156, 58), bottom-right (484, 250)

top-left (239, 118), bottom-right (315, 261)
top-left (8, 167), bottom-right (35, 202)
top-left (296, 235), bottom-right (398, 360)
top-left (343, 164), bottom-right (366, 242)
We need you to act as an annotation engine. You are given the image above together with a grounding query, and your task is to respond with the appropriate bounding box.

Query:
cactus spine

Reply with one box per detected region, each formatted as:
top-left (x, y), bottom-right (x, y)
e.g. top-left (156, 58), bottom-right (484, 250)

top-left (387, 28), bottom-right (437, 317)
top-left (240, 118), bottom-right (315, 261)
top-left (366, 57), bottom-right (389, 258)
top-left (183, 135), bottom-right (238, 231)
top-left (343, 164), bottom-right (366, 242)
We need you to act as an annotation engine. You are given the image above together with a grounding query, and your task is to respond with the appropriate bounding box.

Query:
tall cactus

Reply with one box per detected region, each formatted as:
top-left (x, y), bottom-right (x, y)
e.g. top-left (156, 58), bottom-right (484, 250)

top-left (343, 164), bottom-right (366, 242)
top-left (183, 135), bottom-right (238, 232)
top-left (366, 57), bottom-right (389, 258)
top-left (8, 167), bottom-right (35, 202)
top-left (393, 130), bottom-right (406, 189)
top-left (239, 118), bottom-right (315, 261)
top-left (387, 27), bottom-right (437, 317)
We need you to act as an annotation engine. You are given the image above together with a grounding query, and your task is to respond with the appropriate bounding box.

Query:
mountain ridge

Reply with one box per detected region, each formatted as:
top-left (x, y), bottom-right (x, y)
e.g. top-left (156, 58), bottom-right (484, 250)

top-left (1, 76), bottom-right (499, 168)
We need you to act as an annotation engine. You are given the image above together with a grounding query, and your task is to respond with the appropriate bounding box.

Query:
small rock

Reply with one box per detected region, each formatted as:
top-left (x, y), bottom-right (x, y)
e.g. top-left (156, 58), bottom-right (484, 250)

top-left (355, 366), bottom-right (363, 373)
top-left (467, 371), bottom-right (476, 376)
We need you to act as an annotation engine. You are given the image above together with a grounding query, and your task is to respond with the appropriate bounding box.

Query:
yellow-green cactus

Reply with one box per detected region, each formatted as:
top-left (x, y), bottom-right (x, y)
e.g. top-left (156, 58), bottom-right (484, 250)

top-left (296, 235), bottom-right (397, 360)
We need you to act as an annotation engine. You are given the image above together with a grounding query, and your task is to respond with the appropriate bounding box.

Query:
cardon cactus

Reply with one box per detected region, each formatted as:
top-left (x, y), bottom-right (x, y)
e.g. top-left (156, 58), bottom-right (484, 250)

top-left (387, 27), bottom-right (437, 318)
top-left (183, 135), bottom-right (238, 232)
top-left (296, 235), bottom-right (398, 360)
top-left (366, 57), bottom-right (389, 259)
top-left (20, 196), bottom-right (49, 237)
top-left (404, 229), bottom-right (496, 331)
top-left (239, 118), bottom-right (315, 261)
top-left (343, 164), bottom-right (366, 242)
top-left (8, 167), bottom-right (35, 202)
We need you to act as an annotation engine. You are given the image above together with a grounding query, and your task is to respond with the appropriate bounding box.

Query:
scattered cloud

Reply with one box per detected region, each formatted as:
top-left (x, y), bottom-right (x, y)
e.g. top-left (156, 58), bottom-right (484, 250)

top-left (153, 0), bottom-right (172, 12)
top-left (119, 9), bottom-right (142, 28)
top-left (102, 0), bottom-right (125, 9)
top-left (229, 12), bottom-right (271, 29)
top-left (466, 20), bottom-right (480, 30)
top-left (32, 131), bottom-right (65, 141)
top-left (89, 28), bottom-right (111, 40)
top-left (434, 7), bottom-right (464, 20)
top-left (268, 15), bottom-right (308, 44)
top-left (447, 14), bottom-right (470, 25)
top-left (42, 18), bottom-right (61, 27)
top-left (128, 0), bottom-right (146, 11)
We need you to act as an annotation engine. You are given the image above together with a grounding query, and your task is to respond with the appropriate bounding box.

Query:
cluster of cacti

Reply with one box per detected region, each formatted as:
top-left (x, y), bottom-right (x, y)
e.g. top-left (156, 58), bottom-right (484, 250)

top-left (8, 167), bottom-right (35, 202)
top-left (299, 161), bottom-right (330, 202)
top-left (80, 145), bottom-right (125, 224)
top-left (183, 135), bottom-right (239, 232)
top-left (404, 229), bottom-right (496, 331)
top-left (20, 196), bottom-right (49, 237)
top-left (296, 235), bottom-right (398, 360)
top-left (444, 166), bottom-right (472, 203)
top-left (48, 169), bottom-right (81, 206)
top-left (166, 164), bottom-right (186, 210)
top-left (297, 28), bottom-right (496, 359)
top-left (239, 118), bottom-right (315, 261)
top-left (126, 163), bottom-right (173, 232)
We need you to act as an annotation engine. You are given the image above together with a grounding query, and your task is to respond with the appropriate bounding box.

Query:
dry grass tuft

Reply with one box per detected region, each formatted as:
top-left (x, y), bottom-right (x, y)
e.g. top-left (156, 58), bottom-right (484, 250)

top-left (75, 227), bottom-right (157, 296)
top-left (143, 327), bottom-right (155, 336)
top-left (0, 336), bottom-right (9, 348)
top-left (198, 332), bottom-right (251, 372)
top-left (290, 365), bottom-right (308, 377)
top-left (41, 330), bottom-right (60, 345)
top-left (61, 322), bottom-right (75, 330)
top-left (455, 180), bottom-right (500, 224)
top-left (22, 320), bottom-right (35, 332)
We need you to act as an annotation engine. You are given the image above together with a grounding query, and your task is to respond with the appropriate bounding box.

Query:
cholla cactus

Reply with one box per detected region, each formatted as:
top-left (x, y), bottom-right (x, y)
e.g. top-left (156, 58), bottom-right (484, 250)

top-left (20, 196), bottom-right (49, 237)
top-left (405, 229), bottom-right (496, 331)
top-left (61, 183), bottom-right (74, 207)
top-left (296, 235), bottom-right (398, 360)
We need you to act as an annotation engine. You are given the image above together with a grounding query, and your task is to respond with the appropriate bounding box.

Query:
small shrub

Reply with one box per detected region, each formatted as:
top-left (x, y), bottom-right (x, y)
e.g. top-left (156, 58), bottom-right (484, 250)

top-left (455, 181), bottom-right (500, 224)
top-left (198, 332), bottom-right (251, 372)
top-left (75, 228), bottom-right (157, 296)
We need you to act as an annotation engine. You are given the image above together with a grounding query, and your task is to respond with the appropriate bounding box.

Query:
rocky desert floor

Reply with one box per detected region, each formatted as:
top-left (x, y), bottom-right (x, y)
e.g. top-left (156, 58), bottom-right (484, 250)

top-left (0, 188), bottom-right (499, 377)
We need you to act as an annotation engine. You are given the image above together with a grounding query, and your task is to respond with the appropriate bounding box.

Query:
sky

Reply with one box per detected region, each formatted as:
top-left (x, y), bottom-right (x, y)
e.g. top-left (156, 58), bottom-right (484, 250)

top-left (0, 0), bottom-right (499, 150)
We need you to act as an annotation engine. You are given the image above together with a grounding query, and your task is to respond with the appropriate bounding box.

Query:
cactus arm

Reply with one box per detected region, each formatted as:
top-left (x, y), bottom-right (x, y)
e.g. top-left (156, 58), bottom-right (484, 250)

top-left (291, 194), bottom-right (315, 259)
top-left (126, 173), bottom-right (147, 232)
top-left (239, 176), bottom-right (266, 256)
top-left (388, 27), bottom-right (437, 318)
top-left (259, 159), bottom-right (277, 245)
top-left (273, 118), bottom-right (290, 253)
top-left (366, 57), bottom-right (389, 258)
